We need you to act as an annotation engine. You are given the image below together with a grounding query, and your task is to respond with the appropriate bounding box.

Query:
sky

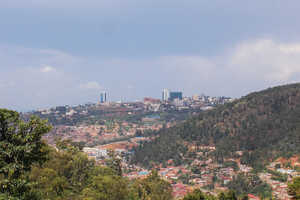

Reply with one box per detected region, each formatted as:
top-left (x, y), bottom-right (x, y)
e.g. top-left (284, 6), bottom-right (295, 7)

top-left (1, 0), bottom-right (300, 111)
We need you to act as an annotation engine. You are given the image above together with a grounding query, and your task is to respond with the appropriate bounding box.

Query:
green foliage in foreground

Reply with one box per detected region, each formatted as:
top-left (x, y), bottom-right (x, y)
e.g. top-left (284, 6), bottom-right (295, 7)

top-left (183, 189), bottom-right (215, 200)
top-left (182, 189), bottom-right (239, 200)
top-left (288, 177), bottom-right (300, 199)
top-left (29, 144), bottom-right (173, 200)
top-left (0, 109), bottom-right (51, 199)
top-left (0, 108), bottom-right (173, 200)
top-left (2, 139), bottom-right (173, 200)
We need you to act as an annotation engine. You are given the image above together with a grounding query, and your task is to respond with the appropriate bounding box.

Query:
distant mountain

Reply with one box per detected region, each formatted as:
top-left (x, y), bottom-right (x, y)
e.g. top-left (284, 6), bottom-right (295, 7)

top-left (132, 83), bottom-right (300, 170)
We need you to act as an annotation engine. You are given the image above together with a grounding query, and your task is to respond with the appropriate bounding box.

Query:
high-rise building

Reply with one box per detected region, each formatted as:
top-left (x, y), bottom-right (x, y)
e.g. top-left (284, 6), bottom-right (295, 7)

top-left (169, 91), bottom-right (183, 101)
top-left (162, 89), bottom-right (170, 101)
top-left (100, 91), bottom-right (107, 103)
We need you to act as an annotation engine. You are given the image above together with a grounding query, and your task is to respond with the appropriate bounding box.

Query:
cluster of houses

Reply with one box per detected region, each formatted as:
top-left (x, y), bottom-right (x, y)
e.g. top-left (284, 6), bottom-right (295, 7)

top-left (80, 139), bottom-right (300, 200)
top-left (259, 172), bottom-right (292, 199)
top-left (259, 159), bottom-right (300, 200)
top-left (44, 119), bottom-right (163, 146)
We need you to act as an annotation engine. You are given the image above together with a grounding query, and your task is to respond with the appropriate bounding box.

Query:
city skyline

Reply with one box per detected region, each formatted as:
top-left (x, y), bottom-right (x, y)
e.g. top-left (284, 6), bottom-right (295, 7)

top-left (1, 1), bottom-right (300, 110)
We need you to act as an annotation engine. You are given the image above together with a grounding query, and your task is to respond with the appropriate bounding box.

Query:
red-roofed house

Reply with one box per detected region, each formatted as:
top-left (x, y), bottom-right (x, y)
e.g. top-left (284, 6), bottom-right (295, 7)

top-left (248, 194), bottom-right (260, 200)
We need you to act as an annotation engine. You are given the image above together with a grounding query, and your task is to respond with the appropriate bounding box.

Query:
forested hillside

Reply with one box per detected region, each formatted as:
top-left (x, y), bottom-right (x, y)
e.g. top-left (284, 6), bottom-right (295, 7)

top-left (132, 83), bottom-right (300, 169)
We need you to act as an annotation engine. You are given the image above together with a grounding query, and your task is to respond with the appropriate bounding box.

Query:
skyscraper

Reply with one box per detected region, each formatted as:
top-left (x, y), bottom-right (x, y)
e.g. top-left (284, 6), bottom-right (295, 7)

top-left (162, 89), bottom-right (170, 101)
top-left (169, 91), bottom-right (182, 101)
top-left (100, 91), bottom-right (107, 103)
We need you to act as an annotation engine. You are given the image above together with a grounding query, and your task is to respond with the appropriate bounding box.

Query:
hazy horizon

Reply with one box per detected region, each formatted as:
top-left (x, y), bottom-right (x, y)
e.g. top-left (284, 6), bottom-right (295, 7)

top-left (1, 1), bottom-right (300, 111)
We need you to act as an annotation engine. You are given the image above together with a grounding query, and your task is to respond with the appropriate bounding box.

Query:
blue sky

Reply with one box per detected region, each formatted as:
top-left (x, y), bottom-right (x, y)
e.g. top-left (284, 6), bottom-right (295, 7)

top-left (1, 0), bottom-right (300, 110)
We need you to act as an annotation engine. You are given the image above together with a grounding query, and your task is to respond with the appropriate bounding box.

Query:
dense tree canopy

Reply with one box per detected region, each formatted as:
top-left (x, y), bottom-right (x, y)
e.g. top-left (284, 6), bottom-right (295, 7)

top-left (182, 189), bottom-right (238, 200)
top-left (0, 109), bottom-right (51, 199)
top-left (288, 177), bottom-right (300, 199)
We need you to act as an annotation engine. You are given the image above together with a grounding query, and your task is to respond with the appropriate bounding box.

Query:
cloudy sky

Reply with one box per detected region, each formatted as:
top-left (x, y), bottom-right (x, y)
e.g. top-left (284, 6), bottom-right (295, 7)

top-left (1, 0), bottom-right (300, 110)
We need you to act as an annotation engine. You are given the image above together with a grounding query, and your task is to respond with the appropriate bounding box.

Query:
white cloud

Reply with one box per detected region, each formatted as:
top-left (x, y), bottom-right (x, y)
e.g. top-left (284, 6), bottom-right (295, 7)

top-left (228, 39), bottom-right (300, 82)
top-left (0, 45), bottom-right (102, 110)
top-left (1, 38), bottom-right (300, 110)
top-left (41, 65), bottom-right (55, 73)
top-left (156, 39), bottom-right (300, 85)
top-left (80, 81), bottom-right (103, 90)
top-left (141, 38), bottom-right (300, 96)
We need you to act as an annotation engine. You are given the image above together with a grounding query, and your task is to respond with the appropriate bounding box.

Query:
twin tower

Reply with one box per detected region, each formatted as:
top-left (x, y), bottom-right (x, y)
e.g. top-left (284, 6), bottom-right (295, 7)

top-left (100, 91), bottom-right (108, 103)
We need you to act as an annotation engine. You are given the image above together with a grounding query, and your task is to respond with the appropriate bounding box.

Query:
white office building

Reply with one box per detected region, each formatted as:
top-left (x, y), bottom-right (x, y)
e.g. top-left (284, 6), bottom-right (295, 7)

top-left (162, 89), bottom-right (170, 101)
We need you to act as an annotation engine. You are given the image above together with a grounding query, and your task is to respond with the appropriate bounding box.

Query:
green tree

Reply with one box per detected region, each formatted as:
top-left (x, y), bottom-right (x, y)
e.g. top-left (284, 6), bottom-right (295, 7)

top-left (29, 141), bottom-right (96, 200)
top-left (218, 193), bottom-right (226, 200)
top-left (106, 150), bottom-right (123, 176)
top-left (81, 172), bottom-right (129, 200)
top-left (224, 191), bottom-right (237, 200)
top-left (288, 177), bottom-right (300, 199)
top-left (29, 166), bottom-right (69, 199)
top-left (216, 191), bottom-right (238, 200)
top-left (183, 189), bottom-right (207, 200)
top-left (0, 109), bottom-right (51, 199)
top-left (134, 170), bottom-right (173, 200)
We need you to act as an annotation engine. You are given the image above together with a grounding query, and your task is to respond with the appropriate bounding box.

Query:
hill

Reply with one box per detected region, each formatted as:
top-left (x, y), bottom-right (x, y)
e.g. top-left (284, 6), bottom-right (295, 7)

top-left (132, 83), bottom-right (300, 170)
